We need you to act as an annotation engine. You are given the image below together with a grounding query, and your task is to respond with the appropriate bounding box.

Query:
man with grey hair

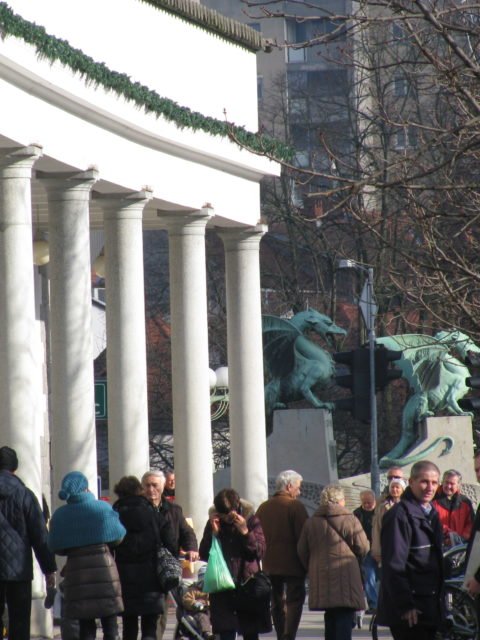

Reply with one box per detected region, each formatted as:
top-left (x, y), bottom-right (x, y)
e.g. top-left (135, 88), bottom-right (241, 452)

top-left (141, 469), bottom-right (197, 558)
top-left (354, 489), bottom-right (378, 612)
top-left (432, 469), bottom-right (474, 546)
top-left (377, 460), bottom-right (443, 640)
top-left (142, 470), bottom-right (198, 640)
top-left (256, 470), bottom-right (308, 640)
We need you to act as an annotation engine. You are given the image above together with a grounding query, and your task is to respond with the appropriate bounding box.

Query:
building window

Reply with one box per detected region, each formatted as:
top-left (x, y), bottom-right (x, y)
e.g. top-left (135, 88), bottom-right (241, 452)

top-left (392, 21), bottom-right (405, 40)
top-left (307, 70), bottom-right (349, 97)
top-left (287, 70), bottom-right (307, 96)
top-left (408, 126), bottom-right (418, 148)
top-left (289, 97), bottom-right (307, 116)
top-left (394, 75), bottom-right (408, 96)
top-left (294, 150), bottom-right (310, 168)
top-left (288, 69), bottom-right (349, 98)
top-left (290, 124), bottom-right (309, 149)
top-left (288, 47), bottom-right (306, 63)
top-left (287, 17), bottom-right (346, 63)
top-left (395, 126), bottom-right (417, 149)
top-left (257, 76), bottom-right (264, 101)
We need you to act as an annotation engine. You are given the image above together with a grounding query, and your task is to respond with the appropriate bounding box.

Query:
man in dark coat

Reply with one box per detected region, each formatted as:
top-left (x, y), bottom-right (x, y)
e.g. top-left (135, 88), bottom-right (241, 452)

top-left (141, 470), bottom-right (198, 558)
top-left (113, 475), bottom-right (177, 640)
top-left (353, 489), bottom-right (378, 612)
top-left (256, 469), bottom-right (308, 640)
top-left (0, 446), bottom-right (57, 639)
top-left (142, 470), bottom-right (198, 640)
top-left (377, 460), bottom-right (443, 640)
top-left (163, 470), bottom-right (175, 503)
top-left (464, 451), bottom-right (480, 603)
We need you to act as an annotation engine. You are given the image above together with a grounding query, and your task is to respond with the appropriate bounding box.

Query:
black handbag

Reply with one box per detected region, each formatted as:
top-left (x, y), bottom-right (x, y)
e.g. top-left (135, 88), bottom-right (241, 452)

top-left (156, 546), bottom-right (182, 593)
top-left (235, 559), bottom-right (272, 613)
top-left (151, 511), bottom-right (182, 593)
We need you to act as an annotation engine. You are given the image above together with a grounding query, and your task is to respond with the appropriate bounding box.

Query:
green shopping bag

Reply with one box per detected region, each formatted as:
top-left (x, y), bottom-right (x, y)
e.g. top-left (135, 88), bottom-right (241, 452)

top-left (203, 536), bottom-right (236, 593)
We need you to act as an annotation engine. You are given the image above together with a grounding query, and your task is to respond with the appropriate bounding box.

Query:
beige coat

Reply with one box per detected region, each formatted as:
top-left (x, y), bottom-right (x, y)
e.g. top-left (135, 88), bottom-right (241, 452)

top-left (297, 503), bottom-right (369, 611)
top-left (371, 497), bottom-right (396, 565)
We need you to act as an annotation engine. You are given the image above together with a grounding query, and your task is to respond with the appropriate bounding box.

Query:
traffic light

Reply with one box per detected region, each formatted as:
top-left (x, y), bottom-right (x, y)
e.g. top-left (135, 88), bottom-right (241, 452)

top-left (374, 344), bottom-right (402, 391)
top-left (333, 347), bottom-right (371, 422)
top-left (458, 376), bottom-right (480, 411)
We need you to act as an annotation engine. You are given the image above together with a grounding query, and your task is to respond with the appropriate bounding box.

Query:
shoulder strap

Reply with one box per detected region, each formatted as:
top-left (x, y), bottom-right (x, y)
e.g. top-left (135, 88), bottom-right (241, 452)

top-left (323, 516), bottom-right (357, 557)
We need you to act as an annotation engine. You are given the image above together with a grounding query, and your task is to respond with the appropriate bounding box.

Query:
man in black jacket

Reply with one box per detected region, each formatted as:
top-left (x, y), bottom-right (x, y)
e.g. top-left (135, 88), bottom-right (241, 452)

top-left (142, 469), bottom-right (198, 640)
top-left (377, 460), bottom-right (443, 640)
top-left (464, 451), bottom-right (480, 599)
top-left (0, 446), bottom-right (57, 639)
top-left (353, 489), bottom-right (378, 612)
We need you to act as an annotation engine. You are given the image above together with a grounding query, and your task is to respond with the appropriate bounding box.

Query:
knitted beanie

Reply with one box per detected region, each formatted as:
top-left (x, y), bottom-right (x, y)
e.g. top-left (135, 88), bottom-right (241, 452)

top-left (389, 478), bottom-right (407, 492)
top-left (59, 471), bottom-right (88, 501)
top-left (0, 446), bottom-right (18, 471)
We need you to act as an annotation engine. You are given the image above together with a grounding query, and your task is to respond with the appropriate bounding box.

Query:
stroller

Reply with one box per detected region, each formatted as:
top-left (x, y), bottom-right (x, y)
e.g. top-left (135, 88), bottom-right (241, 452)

top-left (171, 582), bottom-right (205, 640)
top-left (171, 565), bottom-right (212, 640)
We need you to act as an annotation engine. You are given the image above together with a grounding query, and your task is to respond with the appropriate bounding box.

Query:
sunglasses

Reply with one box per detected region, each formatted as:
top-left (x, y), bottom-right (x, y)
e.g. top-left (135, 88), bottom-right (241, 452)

top-left (387, 474), bottom-right (402, 480)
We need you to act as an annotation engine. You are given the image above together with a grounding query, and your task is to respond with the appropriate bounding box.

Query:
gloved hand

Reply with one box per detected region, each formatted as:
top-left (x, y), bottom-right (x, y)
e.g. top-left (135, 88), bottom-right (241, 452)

top-left (44, 586), bottom-right (56, 609)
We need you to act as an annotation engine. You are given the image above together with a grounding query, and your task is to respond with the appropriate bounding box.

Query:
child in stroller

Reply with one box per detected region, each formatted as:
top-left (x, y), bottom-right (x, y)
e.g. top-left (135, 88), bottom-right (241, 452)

top-left (172, 565), bottom-right (214, 640)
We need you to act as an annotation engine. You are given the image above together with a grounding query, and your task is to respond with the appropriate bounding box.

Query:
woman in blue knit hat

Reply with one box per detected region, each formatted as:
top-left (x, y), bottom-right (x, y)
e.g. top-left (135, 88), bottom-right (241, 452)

top-left (48, 471), bottom-right (126, 640)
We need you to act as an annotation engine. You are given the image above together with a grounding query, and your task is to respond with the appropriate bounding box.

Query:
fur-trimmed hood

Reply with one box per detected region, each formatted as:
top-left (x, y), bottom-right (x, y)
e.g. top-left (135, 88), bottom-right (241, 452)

top-left (207, 498), bottom-right (254, 520)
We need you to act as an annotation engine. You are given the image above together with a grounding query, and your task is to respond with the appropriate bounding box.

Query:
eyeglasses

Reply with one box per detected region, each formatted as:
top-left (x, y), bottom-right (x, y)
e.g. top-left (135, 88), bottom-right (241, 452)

top-left (387, 474), bottom-right (402, 480)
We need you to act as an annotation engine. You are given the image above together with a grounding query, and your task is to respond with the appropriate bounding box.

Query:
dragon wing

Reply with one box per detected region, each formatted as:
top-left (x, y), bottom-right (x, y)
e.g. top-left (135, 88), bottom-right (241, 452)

top-left (411, 358), bottom-right (443, 392)
top-left (262, 315), bottom-right (301, 378)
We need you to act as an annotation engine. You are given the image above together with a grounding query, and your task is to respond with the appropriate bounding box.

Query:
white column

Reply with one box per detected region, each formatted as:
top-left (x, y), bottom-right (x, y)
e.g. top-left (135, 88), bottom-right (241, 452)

top-left (219, 225), bottom-right (268, 508)
top-left (163, 210), bottom-right (214, 536)
top-left (97, 191), bottom-right (152, 490)
top-left (0, 146), bottom-right (43, 494)
top-left (39, 170), bottom-right (98, 501)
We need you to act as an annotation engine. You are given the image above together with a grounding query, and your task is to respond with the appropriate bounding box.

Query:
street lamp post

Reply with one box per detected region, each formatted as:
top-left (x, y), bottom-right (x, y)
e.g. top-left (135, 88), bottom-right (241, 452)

top-left (338, 260), bottom-right (380, 495)
top-left (365, 267), bottom-right (380, 496)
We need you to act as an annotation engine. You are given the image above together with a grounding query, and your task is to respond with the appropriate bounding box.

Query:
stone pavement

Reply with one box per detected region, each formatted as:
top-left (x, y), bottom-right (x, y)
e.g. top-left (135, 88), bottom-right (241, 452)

top-left (52, 604), bottom-right (394, 639)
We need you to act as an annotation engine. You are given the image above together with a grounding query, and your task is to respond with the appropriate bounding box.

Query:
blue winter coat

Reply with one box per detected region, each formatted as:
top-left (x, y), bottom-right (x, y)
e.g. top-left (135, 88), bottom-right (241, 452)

top-left (377, 487), bottom-right (444, 629)
top-left (48, 492), bottom-right (126, 554)
top-left (0, 470), bottom-right (56, 580)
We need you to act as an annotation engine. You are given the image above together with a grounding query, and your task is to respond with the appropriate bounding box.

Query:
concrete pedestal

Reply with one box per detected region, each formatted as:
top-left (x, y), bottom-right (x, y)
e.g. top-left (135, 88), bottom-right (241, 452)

top-left (341, 415), bottom-right (478, 502)
top-left (396, 415), bottom-right (476, 484)
top-left (268, 409), bottom-right (338, 485)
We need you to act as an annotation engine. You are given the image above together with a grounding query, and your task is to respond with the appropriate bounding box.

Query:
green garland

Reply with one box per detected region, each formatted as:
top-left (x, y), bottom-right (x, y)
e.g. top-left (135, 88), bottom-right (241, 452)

top-left (138, 0), bottom-right (264, 53)
top-left (0, 2), bottom-right (293, 161)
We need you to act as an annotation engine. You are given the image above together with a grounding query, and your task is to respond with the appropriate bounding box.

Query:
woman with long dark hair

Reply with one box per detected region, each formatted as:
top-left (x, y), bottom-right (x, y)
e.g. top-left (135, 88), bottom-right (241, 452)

top-left (113, 475), bottom-right (176, 640)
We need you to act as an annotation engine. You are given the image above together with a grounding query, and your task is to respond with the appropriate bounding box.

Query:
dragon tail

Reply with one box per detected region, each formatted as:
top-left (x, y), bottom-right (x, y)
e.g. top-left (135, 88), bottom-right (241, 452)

top-left (379, 436), bottom-right (454, 469)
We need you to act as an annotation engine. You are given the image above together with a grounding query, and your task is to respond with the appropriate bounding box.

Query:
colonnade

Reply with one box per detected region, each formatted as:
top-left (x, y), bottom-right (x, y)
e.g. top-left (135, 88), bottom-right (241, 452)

top-left (0, 145), bottom-right (269, 538)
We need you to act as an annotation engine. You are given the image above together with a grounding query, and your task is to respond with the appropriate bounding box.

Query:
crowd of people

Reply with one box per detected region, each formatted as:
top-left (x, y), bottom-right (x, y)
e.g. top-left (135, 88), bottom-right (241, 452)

top-left (0, 445), bottom-right (480, 640)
